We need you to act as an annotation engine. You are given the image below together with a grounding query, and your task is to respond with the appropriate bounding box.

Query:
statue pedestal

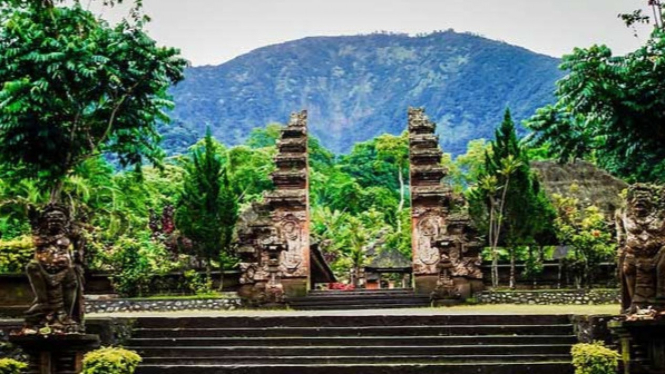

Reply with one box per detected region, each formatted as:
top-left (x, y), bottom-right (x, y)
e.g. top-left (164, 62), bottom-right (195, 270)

top-left (611, 320), bottom-right (665, 374)
top-left (414, 274), bottom-right (438, 295)
top-left (9, 334), bottom-right (100, 374)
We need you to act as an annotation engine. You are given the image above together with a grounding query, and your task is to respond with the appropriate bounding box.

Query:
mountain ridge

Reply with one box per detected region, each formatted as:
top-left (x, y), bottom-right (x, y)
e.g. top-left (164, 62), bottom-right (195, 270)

top-left (162, 30), bottom-right (564, 155)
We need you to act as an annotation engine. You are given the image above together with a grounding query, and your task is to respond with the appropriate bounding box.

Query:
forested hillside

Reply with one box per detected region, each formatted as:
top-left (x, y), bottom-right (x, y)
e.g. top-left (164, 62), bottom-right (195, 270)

top-left (164, 30), bottom-right (563, 155)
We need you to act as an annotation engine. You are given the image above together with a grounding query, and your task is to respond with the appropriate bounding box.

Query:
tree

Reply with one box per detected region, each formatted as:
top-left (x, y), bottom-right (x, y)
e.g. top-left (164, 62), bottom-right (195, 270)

top-left (526, 5), bottom-right (665, 183)
top-left (443, 139), bottom-right (490, 192)
top-left (470, 109), bottom-right (555, 288)
top-left (246, 123), bottom-right (283, 149)
top-left (176, 131), bottom-right (239, 287)
top-left (375, 132), bottom-right (410, 214)
top-left (225, 145), bottom-right (275, 205)
top-left (338, 139), bottom-right (400, 193)
top-left (336, 212), bottom-right (387, 287)
top-left (551, 191), bottom-right (616, 288)
top-left (0, 0), bottom-right (186, 203)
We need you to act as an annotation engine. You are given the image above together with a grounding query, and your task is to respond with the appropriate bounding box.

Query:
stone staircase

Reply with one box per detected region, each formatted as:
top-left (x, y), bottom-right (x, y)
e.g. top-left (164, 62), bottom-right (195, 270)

top-left (128, 314), bottom-right (577, 374)
top-left (287, 288), bottom-right (431, 310)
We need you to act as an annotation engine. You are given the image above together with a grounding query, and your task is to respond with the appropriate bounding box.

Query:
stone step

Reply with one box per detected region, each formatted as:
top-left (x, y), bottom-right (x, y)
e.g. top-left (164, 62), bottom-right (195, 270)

top-left (131, 344), bottom-right (573, 358)
top-left (132, 324), bottom-right (574, 338)
top-left (139, 354), bottom-right (572, 365)
top-left (136, 362), bottom-right (574, 374)
top-left (131, 314), bottom-right (572, 328)
top-left (288, 298), bottom-right (431, 305)
top-left (127, 335), bottom-right (577, 347)
top-left (288, 290), bottom-right (430, 310)
top-left (307, 290), bottom-right (416, 296)
top-left (289, 303), bottom-right (431, 310)
top-left (289, 294), bottom-right (429, 301)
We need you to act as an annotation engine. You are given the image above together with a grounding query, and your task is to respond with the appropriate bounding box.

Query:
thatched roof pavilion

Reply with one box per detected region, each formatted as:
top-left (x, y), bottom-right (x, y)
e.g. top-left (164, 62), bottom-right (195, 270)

top-left (531, 160), bottom-right (628, 217)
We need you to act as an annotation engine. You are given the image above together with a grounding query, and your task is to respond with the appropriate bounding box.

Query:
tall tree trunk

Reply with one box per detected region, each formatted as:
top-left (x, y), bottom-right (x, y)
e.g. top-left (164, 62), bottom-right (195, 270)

top-left (492, 251), bottom-right (499, 288)
top-left (397, 167), bottom-right (405, 233)
top-left (49, 179), bottom-right (64, 204)
top-left (509, 246), bottom-right (516, 289)
top-left (491, 175), bottom-right (512, 289)
top-left (205, 261), bottom-right (212, 292)
top-left (218, 268), bottom-right (225, 292)
top-left (488, 197), bottom-right (498, 288)
top-left (398, 166), bottom-right (405, 212)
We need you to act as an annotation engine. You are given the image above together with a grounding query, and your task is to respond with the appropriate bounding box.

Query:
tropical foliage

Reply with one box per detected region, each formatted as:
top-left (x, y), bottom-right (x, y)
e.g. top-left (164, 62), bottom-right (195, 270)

top-left (527, 7), bottom-right (665, 183)
top-left (0, 0), bottom-right (186, 202)
top-left (552, 189), bottom-right (616, 289)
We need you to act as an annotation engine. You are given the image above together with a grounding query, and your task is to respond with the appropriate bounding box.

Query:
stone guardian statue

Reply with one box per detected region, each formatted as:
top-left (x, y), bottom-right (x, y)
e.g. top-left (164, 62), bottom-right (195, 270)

top-left (616, 184), bottom-right (665, 314)
top-left (22, 204), bottom-right (84, 335)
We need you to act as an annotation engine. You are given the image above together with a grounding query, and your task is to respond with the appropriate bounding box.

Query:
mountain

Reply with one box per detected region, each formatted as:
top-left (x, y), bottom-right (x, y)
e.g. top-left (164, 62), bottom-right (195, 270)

top-left (162, 30), bottom-right (563, 155)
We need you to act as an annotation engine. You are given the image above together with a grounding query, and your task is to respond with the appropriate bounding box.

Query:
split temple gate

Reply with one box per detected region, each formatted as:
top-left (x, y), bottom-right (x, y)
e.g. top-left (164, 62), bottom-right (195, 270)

top-left (407, 108), bottom-right (484, 300)
top-left (236, 108), bottom-right (483, 305)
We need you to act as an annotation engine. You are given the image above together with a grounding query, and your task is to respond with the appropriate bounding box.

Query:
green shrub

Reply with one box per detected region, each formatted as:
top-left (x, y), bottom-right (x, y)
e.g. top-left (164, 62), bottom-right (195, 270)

top-left (571, 342), bottom-right (620, 374)
top-left (0, 236), bottom-right (33, 274)
top-left (0, 358), bottom-right (27, 374)
top-left (82, 347), bottom-right (142, 374)
top-left (106, 232), bottom-right (177, 297)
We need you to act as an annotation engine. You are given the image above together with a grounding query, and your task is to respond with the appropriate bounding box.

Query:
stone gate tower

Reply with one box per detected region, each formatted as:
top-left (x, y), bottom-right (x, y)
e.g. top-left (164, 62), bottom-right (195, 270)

top-left (407, 107), bottom-right (484, 299)
top-left (267, 110), bottom-right (311, 296)
top-left (236, 111), bottom-right (311, 304)
top-left (407, 108), bottom-right (452, 294)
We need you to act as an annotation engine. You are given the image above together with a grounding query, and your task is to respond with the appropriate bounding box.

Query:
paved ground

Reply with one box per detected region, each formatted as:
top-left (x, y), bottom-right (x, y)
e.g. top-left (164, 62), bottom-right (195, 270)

top-left (88, 304), bottom-right (619, 318)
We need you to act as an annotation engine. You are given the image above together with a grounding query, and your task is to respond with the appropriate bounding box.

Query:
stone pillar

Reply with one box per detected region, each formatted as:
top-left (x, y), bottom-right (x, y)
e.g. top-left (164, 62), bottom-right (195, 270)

top-left (9, 335), bottom-right (99, 374)
top-left (407, 108), bottom-right (452, 295)
top-left (236, 111), bottom-right (311, 304)
top-left (611, 320), bottom-right (665, 374)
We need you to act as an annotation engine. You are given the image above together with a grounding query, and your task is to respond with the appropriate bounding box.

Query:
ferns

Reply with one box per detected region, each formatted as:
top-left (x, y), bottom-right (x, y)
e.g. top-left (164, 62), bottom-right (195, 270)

top-left (525, 28), bottom-right (665, 183)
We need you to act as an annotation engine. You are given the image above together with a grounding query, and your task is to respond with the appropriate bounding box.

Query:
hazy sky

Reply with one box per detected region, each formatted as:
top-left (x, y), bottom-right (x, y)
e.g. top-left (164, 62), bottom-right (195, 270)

top-left (98, 0), bottom-right (654, 66)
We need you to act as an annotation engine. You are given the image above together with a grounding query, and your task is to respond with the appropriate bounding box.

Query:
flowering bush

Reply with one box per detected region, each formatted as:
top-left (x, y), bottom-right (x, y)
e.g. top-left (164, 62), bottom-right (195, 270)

top-left (329, 282), bottom-right (355, 291)
top-left (552, 189), bottom-right (616, 288)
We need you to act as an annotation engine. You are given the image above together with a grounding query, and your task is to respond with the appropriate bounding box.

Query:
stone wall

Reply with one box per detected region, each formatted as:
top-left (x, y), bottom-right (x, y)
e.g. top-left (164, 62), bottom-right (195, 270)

top-left (571, 314), bottom-right (617, 346)
top-left (85, 297), bottom-right (244, 314)
top-left (0, 270), bottom-right (240, 307)
top-left (476, 289), bottom-right (621, 305)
